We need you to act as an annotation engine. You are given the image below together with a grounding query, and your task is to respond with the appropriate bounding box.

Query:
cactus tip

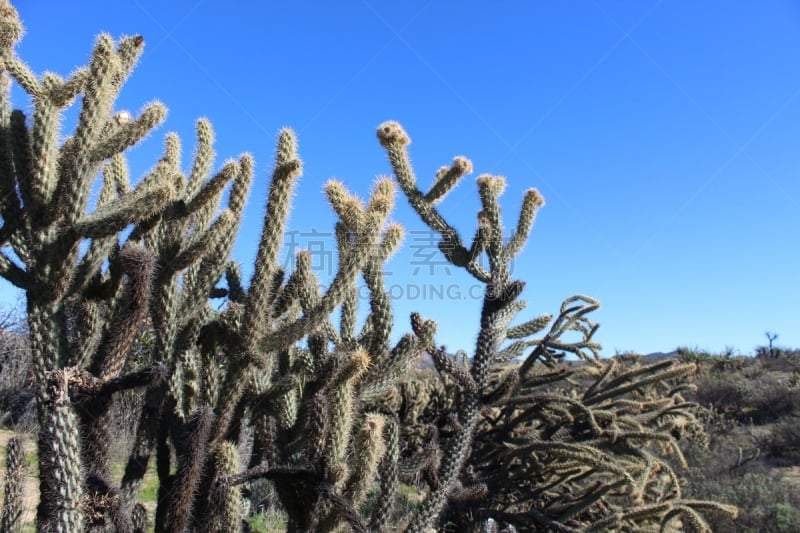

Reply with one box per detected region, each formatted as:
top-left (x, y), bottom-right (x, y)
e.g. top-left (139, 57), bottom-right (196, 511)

top-left (453, 155), bottom-right (473, 174)
top-left (377, 121), bottom-right (410, 148)
top-left (526, 187), bottom-right (545, 207)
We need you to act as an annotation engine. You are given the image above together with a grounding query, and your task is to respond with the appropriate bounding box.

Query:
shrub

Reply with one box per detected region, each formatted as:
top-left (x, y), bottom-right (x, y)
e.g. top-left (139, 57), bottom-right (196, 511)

top-left (682, 402), bottom-right (800, 533)
top-left (691, 372), bottom-right (800, 424)
top-left (762, 416), bottom-right (800, 466)
top-left (684, 467), bottom-right (800, 533)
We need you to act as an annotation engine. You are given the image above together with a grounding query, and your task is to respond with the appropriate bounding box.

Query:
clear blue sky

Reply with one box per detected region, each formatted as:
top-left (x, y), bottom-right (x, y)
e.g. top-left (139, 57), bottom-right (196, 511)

top-left (3, 1), bottom-right (799, 357)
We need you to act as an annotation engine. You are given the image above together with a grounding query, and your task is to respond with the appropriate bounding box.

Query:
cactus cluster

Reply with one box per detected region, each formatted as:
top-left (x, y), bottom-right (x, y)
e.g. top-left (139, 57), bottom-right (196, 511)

top-left (0, 2), bottom-right (737, 532)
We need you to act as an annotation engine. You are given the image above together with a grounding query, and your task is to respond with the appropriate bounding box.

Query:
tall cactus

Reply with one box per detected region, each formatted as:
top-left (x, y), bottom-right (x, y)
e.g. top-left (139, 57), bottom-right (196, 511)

top-left (0, 1), bottom-right (169, 527)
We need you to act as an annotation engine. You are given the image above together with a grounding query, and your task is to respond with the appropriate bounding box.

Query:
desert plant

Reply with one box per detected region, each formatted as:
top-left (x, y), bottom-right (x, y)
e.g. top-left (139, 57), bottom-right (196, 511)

top-left (691, 371), bottom-right (800, 424)
top-left (683, 465), bottom-right (800, 533)
top-left (0, 1), bottom-right (737, 531)
top-left (370, 123), bottom-right (739, 531)
top-left (1, 435), bottom-right (25, 533)
top-left (0, 2), bottom-right (422, 528)
top-left (762, 416), bottom-right (800, 466)
top-left (765, 332), bottom-right (779, 358)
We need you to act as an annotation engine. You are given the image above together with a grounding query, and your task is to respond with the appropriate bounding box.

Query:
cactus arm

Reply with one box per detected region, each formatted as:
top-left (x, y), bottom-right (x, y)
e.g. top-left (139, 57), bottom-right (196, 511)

top-left (243, 129), bottom-right (302, 369)
top-left (88, 101), bottom-right (167, 163)
top-left (0, 251), bottom-right (27, 288)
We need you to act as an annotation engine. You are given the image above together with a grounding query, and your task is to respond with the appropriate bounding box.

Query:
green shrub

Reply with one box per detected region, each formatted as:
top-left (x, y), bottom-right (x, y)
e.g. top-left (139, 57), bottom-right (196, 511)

top-left (684, 466), bottom-right (800, 533)
top-left (692, 373), bottom-right (800, 424)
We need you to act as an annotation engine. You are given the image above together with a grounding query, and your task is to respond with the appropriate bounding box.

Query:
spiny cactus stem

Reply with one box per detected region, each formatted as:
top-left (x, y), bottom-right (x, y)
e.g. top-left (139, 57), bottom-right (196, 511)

top-left (244, 130), bottom-right (302, 352)
top-left (260, 225), bottom-right (380, 358)
top-left (40, 369), bottom-right (85, 532)
top-left (1, 435), bottom-right (25, 533)
top-left (377, 121), bottom-right (469, 267)
top-left (0, 252), bottom-right (28, 288)
top-left (425, 156), bottom-right (472, 204)
top-left (164, 406), bottom-right (214, 533)
top-left (184, 118), bottom-right (215, 196)
top-left (119, 383), bottom-right (167, 513)
top-left (408, 273), bottom-right (513, 532)
top-left (29, 91), bottom-right (60, 216)
top-left (208, 442), bottom-right (242, 533)
top-left (64, 34), bottom-right (120, 224)
top-left (4, 58), bottom-right (41, 98)
top-left (406, 399), bottom-right (480, 533)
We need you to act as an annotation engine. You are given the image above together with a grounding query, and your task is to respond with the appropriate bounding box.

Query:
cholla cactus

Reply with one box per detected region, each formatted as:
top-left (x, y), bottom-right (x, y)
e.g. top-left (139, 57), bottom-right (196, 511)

top-left (0, 2), bottom-right (737, 531)
top-left (1, 435), bottom-right (25, 533)
top-left (376, 120), bottom-right (737, 532)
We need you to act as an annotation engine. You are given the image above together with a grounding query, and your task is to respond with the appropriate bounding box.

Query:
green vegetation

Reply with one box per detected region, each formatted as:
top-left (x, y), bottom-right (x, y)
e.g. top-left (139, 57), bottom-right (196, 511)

top-left (247, 510), bottom-right (288, 533)
top-left (678, 348), bottom-right (800, 533)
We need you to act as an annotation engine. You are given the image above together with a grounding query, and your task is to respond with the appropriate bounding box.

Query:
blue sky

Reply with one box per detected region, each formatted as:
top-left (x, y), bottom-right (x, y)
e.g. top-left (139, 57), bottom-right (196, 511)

top-left (3, 1), bottom-right (799, 356)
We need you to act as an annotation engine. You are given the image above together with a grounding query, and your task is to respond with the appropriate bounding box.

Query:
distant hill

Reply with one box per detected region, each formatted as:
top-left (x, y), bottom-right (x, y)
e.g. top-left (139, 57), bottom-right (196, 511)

top-left (637, 350), bottom-right (679, 361)
top-left (415, 349), bottom-right (682, 371)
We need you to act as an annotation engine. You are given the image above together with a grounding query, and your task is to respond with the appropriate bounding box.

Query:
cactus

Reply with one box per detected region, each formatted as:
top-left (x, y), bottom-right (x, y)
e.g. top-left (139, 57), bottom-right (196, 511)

top-left (377, 120), bottom-right (737, 532)
top-left (1, 435), bottom-right (25, 533)
top-left (208, 442), bottom-right (243, 533)
top-left (0, 2), bottom-right (738, 532)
